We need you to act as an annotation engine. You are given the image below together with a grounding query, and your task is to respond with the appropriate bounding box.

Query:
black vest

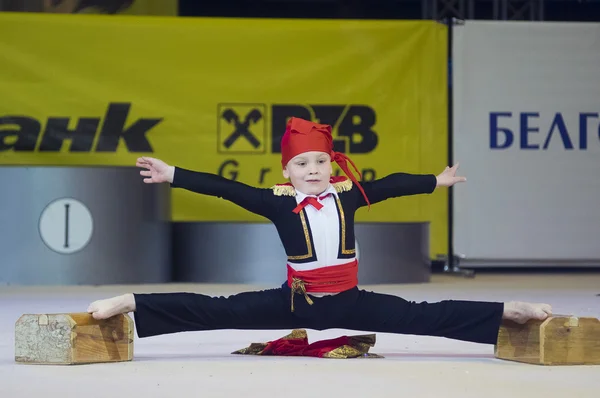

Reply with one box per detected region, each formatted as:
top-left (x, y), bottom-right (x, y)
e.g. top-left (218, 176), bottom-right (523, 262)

top-left (171, 167), bottom-right (437, 263)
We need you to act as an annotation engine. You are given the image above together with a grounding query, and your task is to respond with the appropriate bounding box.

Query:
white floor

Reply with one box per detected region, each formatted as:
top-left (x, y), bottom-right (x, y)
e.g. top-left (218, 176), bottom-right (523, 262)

top-left (1, 273), bottom-right (599, 398)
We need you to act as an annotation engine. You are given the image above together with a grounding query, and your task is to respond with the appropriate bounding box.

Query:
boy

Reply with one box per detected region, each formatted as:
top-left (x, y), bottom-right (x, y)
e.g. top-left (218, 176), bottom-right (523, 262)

top-left (88, 117), bottom-right (552, 348)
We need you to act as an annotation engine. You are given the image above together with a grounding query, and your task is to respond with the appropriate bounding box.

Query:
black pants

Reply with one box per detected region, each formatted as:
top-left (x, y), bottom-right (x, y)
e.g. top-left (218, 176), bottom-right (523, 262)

top-left (132, 283), bottom-right (504, 345)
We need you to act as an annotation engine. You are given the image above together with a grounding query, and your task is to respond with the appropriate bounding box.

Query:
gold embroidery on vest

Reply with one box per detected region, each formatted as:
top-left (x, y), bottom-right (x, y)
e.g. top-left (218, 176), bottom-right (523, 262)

top-left (287, 210), bottom-right (313, 260)
top-left (335, 196), bottom-right (355, 255)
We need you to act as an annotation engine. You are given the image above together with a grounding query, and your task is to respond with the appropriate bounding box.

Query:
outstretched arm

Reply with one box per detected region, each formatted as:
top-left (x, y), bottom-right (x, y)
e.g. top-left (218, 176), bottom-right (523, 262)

top-left (137, 157), bottom-right (279, 219)
top-left (356, 163), bottom-right (466, 207)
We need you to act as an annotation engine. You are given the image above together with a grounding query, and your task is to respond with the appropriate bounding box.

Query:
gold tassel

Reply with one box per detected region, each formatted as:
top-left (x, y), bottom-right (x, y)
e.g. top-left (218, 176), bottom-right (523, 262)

top-left (290, 278), bottom-right (314, 312)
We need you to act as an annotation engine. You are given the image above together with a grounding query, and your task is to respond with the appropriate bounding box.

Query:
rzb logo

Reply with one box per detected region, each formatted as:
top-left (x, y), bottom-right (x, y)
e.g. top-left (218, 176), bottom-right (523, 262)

top-left (217, 104), bottom-right (378, 154)
top-left (218, 104), bottom-right (266, 154)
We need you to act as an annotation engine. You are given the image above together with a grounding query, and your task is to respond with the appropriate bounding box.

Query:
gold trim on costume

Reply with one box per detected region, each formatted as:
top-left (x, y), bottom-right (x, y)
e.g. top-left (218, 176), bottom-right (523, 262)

top-left (335, 196), bottom-right (355, 255)
top-left (286, 210), bottom-right (313, 261)
top-left (272, 184), bottom-right (296, 196)
top-left (271, 178), bottom-right (354, 260)
top-left (322, 334), bottom-right (384, 359)
top-left (271, 179), bottom-right (353, 196)
top-left (333, 178), bottom-right (352, 193)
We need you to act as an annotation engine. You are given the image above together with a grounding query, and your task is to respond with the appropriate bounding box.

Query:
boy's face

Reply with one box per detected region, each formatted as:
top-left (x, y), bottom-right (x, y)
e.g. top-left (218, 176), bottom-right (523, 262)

top-left (283, 151), bottom-right (332, 195)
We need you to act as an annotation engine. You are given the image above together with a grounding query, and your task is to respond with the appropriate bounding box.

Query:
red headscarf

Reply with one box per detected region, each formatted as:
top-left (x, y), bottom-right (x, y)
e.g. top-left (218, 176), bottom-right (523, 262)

top-left (280, 117), bottom-right (370, 208)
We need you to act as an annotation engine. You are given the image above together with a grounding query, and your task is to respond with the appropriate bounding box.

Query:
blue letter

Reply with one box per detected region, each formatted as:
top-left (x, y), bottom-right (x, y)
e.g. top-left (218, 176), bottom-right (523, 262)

top-left (579, 113), bottom-right (598, 149)
top-left (520, 112), bottom-right (540, 149)
top-left (543, 113), bottom-right (573, 150)
top-left (490, 112), bottom-right (513, 149)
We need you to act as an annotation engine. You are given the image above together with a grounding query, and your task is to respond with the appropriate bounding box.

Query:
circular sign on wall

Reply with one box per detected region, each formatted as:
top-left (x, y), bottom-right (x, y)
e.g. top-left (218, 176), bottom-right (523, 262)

top-left (39, 198), bottom-right (94, 254)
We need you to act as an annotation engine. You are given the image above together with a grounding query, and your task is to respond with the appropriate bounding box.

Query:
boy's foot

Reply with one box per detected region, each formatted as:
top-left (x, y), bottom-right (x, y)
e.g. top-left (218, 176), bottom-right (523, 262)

top-left (87, 293), bottom-right (136, 320)
top-left (503, 301), bottom-right (552, 324)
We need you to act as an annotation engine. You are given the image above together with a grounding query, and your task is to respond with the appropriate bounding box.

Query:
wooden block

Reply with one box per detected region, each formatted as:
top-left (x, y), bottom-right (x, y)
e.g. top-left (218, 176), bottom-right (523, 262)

top-left (15, 312), bottom-right (134, 365)
top-left (495, 316), bottom-right (600, 365)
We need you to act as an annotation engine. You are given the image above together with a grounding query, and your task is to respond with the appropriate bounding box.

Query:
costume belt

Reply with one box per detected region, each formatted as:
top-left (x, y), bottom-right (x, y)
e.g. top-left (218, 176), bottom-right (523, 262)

top-left (286, 260), bottom-right (358, 312)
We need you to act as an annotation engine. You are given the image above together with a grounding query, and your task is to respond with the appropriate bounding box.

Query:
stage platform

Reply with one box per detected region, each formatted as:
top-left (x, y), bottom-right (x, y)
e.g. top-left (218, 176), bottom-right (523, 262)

top-left (1, 272), bottom-right (599, 398)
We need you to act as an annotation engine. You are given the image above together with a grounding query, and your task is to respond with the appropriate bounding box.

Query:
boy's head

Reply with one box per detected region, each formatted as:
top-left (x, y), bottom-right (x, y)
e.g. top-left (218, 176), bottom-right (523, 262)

top-left (281, 117), bottom-right (334, 195)
top-left (280, 117), bottom-right (370, 207)
top-left (283, 150), bottom-right (333, 195)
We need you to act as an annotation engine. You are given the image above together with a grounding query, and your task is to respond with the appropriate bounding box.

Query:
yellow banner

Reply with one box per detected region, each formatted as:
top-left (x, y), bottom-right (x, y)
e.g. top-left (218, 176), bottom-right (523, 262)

top-left (0, 13), bottom-right (448, 256)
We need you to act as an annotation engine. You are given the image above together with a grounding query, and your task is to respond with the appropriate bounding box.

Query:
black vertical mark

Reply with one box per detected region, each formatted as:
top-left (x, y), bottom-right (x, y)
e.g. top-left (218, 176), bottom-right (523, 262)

top-left (64, 203), bottom-right (70, 248)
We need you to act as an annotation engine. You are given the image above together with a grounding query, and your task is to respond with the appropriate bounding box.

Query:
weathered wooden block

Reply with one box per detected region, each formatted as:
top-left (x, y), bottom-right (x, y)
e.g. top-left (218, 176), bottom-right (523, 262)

top-left (15, 312), bottom-right (134, 365)
top-left (495, 316), bottom-right (600, 365)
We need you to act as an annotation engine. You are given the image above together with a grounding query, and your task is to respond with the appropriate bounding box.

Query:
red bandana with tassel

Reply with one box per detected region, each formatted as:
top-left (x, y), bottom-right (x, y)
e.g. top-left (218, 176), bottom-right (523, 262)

top-left (280, 117), bottom-right (370, 209)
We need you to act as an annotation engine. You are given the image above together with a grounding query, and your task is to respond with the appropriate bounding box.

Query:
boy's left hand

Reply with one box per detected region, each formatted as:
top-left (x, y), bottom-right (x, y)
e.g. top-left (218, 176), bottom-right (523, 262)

top-left (436, 163), bottom-right (467, 187)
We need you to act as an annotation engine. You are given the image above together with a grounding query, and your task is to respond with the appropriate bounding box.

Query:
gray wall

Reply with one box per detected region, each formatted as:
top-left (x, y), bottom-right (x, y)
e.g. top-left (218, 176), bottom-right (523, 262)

top-left (172, 222), bottom-right (431, 285)
top-left (0, 166), bottom-right (171, 285)
top-left (0, 167), bottom-right (430, 286)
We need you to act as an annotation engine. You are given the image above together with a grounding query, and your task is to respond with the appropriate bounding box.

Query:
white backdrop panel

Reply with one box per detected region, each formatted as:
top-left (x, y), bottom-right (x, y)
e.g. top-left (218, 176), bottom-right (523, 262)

top-left (452, 21), bottom-right (600, 266)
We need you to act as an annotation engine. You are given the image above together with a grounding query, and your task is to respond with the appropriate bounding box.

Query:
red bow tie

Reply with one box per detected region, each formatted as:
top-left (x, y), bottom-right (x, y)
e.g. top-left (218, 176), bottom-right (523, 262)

top-left (292, 193), bottom-right (331, 214)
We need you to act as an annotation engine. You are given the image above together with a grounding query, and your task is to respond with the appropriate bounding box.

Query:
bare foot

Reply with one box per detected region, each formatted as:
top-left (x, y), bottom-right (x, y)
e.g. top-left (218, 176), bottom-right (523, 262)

top-left (503, 301), bottom-right (552, 324)
top-left (87, 293), bottom-right (136, 320)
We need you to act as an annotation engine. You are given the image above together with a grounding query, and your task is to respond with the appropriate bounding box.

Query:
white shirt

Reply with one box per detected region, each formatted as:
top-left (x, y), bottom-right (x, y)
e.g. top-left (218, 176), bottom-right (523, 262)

top-left (288, 184), bottom-right (357, 272)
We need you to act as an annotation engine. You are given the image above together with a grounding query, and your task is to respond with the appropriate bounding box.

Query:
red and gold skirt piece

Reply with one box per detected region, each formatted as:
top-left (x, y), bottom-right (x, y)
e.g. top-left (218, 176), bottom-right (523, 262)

top-left (232, 329), bottom-right (383, 359)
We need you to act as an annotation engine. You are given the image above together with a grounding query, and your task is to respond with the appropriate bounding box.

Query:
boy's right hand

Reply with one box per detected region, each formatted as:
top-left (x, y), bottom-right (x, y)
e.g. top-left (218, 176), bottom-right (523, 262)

top-left (136, 157), bottom-right (175, 184)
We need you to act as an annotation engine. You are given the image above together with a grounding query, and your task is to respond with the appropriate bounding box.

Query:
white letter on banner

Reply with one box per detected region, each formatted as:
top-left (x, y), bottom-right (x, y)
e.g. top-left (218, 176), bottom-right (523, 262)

top-left (489, 112), bottom-right (513, 149)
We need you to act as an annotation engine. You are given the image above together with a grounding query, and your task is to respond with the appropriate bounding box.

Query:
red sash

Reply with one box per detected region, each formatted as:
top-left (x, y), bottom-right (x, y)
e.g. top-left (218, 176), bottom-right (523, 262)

top-left (286, 259), bottom-right (358, 293)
